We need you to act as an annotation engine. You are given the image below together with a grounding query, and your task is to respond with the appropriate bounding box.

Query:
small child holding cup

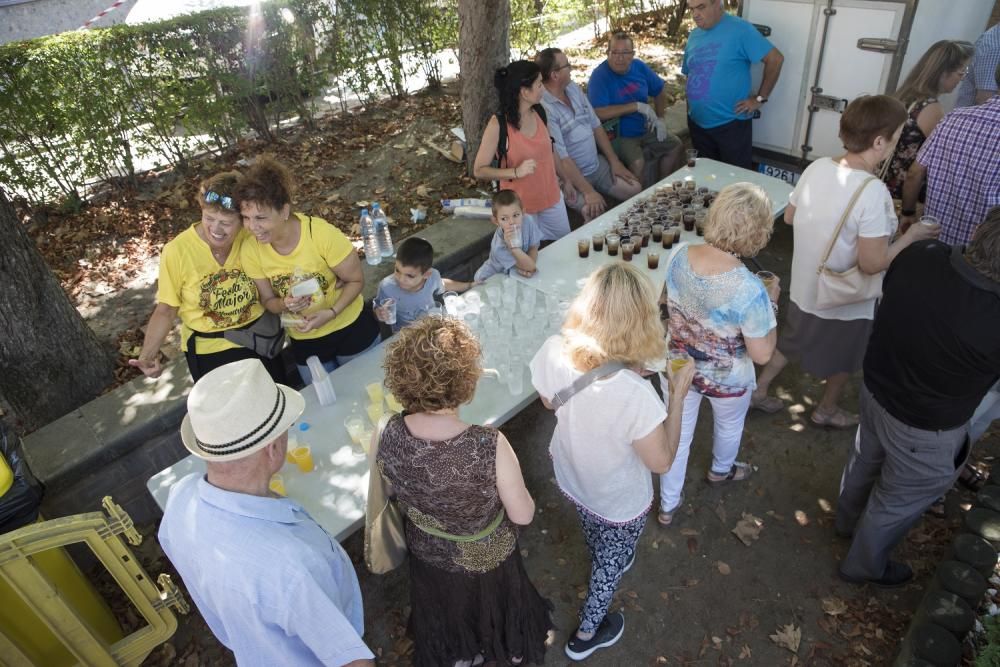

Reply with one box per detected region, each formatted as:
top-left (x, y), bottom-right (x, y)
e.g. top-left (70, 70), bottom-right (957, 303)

top-left (375, 237), bottom-right (471, 333)
top-left (473, 190), bottom-right (541, 282)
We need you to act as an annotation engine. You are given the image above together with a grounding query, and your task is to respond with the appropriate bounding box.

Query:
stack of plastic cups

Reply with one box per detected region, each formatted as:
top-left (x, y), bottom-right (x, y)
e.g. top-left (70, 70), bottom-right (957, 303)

top-left (507, 352), bottom-right (524, 395)
top-left (485, 283), bottom-right (501, 306)
top-left (306, 356), bottom-right (336, 406)
top-left (464, 291), bottom-right (482, 315)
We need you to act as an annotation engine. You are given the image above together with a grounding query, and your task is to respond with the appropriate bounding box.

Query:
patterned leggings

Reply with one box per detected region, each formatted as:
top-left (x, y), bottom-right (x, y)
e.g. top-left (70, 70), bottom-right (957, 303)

top-left (574, 504), bottom-right (647, 634)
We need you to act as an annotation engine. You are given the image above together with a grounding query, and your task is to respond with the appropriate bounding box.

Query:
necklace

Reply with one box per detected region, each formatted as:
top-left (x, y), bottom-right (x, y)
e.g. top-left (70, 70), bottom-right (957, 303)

top-left (706, 241), bottom-right (740, 259)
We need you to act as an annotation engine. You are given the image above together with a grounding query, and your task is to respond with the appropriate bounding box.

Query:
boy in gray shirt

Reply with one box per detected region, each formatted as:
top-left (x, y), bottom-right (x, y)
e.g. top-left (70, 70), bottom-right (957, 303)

top-left (375, 237), bottom-right (471, 333)
top-left (473, 190), bottom-right (542, 283)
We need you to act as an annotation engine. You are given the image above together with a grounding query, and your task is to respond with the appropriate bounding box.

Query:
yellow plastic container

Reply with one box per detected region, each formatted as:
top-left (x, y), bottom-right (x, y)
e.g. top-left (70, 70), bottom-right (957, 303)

top-left (0, 497), bottom-right (187, 666)
top-left (0, 451), bottom-right (13, 497)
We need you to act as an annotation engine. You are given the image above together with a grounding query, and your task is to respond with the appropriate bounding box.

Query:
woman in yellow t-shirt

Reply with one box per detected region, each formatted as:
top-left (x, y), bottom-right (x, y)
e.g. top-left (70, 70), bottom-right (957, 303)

top-left (130, 171), bottom-right (285, 381)
top-left (236, 157), bottom-right (381, 383)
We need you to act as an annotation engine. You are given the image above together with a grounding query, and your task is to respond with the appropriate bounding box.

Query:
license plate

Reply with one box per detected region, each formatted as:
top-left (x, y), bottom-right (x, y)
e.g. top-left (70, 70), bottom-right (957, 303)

top-left (757, 162), bottom-right (799, 185)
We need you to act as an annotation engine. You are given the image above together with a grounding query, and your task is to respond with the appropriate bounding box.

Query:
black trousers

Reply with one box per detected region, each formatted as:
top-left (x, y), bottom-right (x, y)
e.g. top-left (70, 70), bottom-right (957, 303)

top-left (185, 345), bottom-right (287, 384)
top-left (687, 117), bottom-right (753, 170)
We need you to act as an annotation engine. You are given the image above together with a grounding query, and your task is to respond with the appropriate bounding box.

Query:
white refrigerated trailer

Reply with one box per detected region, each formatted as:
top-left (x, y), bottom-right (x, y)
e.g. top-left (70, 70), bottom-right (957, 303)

top-left (741, 0), bottom-right (995, 183)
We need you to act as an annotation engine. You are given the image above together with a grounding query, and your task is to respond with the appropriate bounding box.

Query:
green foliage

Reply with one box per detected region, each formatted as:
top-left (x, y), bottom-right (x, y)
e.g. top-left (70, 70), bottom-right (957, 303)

top-left (977, 614), bottom-right (1000, 667)
top-left (0, 0), bottom-right (450, 206)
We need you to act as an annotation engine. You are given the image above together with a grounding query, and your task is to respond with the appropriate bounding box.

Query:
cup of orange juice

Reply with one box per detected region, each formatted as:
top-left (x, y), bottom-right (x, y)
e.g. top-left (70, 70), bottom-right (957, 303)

top-left (268, 474), bottom-right (286, 496)
top-left (289, 446), bottom-right (315, 473)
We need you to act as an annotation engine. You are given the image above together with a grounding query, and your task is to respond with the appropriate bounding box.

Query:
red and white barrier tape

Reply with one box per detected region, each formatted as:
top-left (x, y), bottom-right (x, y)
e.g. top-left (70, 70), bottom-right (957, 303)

top-left (80, 0), bottom-right (127, 30)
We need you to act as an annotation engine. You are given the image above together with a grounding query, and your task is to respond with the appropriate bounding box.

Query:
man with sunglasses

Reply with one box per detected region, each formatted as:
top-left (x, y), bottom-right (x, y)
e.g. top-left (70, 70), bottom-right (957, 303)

top-left (683, 0), bottom-right (783, 169)
top-left (587, 32), bottom-right (684, 188)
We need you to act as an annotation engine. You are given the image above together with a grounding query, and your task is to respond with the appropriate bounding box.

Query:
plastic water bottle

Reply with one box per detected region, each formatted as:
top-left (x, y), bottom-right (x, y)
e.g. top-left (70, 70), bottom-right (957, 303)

top-left (306, 355), bottom-right (336, 406)
top-left (371, 203), bottom-right (394, 257)
top-left (360, 209), bottom-right (381, 266)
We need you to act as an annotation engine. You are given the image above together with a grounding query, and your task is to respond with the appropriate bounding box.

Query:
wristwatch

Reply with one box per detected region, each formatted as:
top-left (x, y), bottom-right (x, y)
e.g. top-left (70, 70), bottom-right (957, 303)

top-left (755, 95), bottom-right (768, 104)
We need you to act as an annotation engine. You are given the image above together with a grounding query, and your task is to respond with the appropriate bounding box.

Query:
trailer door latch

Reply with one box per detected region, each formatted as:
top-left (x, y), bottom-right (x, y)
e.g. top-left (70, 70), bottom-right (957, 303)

top-left (857, 37), bottom-right (900, 54)
top-left (809, 93), bottom-right (848, 113)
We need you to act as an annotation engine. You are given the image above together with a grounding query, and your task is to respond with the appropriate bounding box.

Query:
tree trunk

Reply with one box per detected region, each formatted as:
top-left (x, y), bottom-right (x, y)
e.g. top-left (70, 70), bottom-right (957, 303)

top-left (458, 0), bottom-right (511, 176)
top-left (0, 191), bottom-right (114, 434)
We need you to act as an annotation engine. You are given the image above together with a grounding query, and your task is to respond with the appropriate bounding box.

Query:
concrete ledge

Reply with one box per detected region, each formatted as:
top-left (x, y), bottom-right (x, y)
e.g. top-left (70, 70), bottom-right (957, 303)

top-left (24, 215), bottom-right (495, 496)
top-left (664, 100), bottom-right (689, 141)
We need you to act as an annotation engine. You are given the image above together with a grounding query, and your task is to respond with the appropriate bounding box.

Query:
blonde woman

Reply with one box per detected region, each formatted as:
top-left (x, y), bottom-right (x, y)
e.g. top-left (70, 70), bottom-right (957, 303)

top-left (377, 316), bottom-right (552, 667)
top-left (883, 40), bottom-right (974, 201)
top-left (658, 183), bottom-right (779, 526)
top-left (530, 264), bottom-right (694, 661)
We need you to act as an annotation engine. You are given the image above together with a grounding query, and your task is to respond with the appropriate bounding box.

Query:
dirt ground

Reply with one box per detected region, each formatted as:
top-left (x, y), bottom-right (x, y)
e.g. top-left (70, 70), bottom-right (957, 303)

top-left (119, 220), bottom-right (1000, 667)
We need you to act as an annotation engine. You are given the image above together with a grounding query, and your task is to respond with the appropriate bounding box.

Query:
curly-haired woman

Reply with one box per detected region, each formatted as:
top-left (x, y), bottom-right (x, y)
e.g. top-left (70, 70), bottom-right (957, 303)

top-left (129, 171), bottom-right (284, 382)
top-left (658, 183), bottom-right (779, 525)
top-left (473, 59), bottom-right (571, 241)
top-left (530, 263), bottom-right (694, 660)
top-left (236, 156), bottom-right (381, 384)
top-left (376, 316), bottom-right (552, 667)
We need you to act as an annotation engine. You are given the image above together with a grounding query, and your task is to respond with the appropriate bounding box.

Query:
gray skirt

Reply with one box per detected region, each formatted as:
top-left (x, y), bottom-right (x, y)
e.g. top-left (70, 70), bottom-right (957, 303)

top-left (777, 301), bottom-right (873, 378)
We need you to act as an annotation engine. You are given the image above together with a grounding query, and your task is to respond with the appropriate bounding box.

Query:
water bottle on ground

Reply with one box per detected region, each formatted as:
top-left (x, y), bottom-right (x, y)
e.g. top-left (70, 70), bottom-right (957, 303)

top-left (371, 202), bottom-right (394, 257)
top-left (360, 209), bottom-right (381, 266)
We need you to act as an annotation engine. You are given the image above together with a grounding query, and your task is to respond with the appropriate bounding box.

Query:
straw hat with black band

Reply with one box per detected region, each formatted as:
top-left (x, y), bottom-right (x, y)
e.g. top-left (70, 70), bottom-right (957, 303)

top-left (181, 359), bottom-right (305, 462)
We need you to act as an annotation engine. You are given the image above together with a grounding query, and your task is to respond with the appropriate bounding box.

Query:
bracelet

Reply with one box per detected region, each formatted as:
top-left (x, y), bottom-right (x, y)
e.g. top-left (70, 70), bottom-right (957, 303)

top-left (329, 306), bottom-right (338, 319)
top-left (770, 300), bottom-right (779, 316)
top-left (900, 208), bottom-right (916, 217)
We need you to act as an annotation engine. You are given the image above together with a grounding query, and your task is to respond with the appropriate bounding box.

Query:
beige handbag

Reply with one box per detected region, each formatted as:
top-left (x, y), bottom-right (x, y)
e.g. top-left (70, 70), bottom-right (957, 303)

top-left (814, 176), bottom-right (884, 310)
top-left (364, 414), bottom-right (407, 574)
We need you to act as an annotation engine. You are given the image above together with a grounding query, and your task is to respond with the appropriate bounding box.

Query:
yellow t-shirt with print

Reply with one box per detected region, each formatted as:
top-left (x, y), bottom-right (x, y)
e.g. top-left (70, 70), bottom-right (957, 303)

top-left (241, 213), bottom-right (363, 340)
top-left (156, 225), bottom-right (264, 354)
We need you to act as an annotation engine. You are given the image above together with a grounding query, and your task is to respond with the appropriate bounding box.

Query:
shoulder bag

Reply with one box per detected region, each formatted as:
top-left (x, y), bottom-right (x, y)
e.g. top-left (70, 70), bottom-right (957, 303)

top-left (550, 360), bottom-right (630, 410)
top-left (364, 414), bottom-right (407, 574)
top-left (814, 176), bottom-right (884, 310)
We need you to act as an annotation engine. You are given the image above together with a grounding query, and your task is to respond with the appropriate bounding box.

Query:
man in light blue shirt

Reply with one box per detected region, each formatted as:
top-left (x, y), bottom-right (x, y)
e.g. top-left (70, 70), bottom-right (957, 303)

top-left (537, 47), bottom-right (642, 221)
top-left (158, 359), bottom-right (374, 667)
top-left (683, 0), bottom-right (783, 168)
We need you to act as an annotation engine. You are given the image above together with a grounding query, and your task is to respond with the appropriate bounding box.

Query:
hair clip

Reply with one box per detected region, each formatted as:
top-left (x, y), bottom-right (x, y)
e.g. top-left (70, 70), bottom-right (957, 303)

top-left (204, 191), bottom-right (237, 211)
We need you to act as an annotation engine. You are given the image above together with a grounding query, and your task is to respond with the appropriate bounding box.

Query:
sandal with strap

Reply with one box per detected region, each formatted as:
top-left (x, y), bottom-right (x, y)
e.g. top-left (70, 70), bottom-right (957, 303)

top-left (706, 462), bottom-right (753, 486)
top-left (657, 493), bottom-right (684, 527)
top-left (810, 407), bottom-right (859, 429)
top-left (925, 497), bottom-right (946, 518)
top-left (959, 464), bottom-right (987, 492)
top-left (750, 392), bottom-right (784, 414)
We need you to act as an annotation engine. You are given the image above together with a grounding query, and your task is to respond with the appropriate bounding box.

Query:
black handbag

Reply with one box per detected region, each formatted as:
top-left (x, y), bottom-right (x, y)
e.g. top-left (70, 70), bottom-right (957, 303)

top-left (193, 311), bottom-right (286, 359)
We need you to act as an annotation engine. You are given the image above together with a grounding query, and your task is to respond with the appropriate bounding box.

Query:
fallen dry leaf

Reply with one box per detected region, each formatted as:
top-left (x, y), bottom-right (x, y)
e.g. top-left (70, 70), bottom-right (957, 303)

top-left (739, 644), bottom-right (752, 659)
top-left (687, 537), bottom-right (699, 554)
top-left (770, 623), bottom-right (801, 654)
top-left (680, 527), bottom-right (700, 536)
top-left (821, 596), bottom-right (848, 616)
top-left (716, 561), bottom-right (732, 575)
top-left (732, 513), bottom-right (764, 546)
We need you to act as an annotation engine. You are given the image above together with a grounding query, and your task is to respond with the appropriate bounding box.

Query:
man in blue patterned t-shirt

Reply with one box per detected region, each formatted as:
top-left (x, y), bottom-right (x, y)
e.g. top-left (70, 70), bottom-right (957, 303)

top-left (682, 0), bottom-right (783, 168)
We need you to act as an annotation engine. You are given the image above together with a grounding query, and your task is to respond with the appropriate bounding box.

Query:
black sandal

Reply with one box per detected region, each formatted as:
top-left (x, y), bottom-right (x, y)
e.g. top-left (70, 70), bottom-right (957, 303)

top-left (925, 497), bottom-right (946, 518)
top-left (959, 464), bottom-right (987, 492)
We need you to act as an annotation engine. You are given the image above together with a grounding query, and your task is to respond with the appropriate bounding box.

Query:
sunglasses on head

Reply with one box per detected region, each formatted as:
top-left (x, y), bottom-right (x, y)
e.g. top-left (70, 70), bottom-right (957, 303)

top-left (204, 191), bottom-right (236, 211)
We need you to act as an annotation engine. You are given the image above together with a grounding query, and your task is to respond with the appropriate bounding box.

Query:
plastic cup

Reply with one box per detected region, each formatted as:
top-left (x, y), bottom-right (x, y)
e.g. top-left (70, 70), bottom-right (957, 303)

top-left (672, 179), bottom-right (684, 191)
top-left (508, 223), bottom-right (523, 248)
top-left (577, 238), bottom-right (590, 258)
top-left (670, 357), bottom-right (690, 373)
top-left (684, 180), bottom-right (696, 191)
top-left (290, 446), bottom-right (315, 473)
top-left (485, 284), bottom-right (501, 304)
top-left (638, 225), bottom-right (651, 248)
top-left (592, 233), bottom-right (605, 252)
top-left (385, 392), bottom-right (403, 413)
top-left (647, 251), bottom-right (660, 270)
top-left (606, 233), bottom-right (620, 256)
top-left (686, 149), bottom-right (698, 168)
top-left (507, 365), bottom-right (524, 395)
top-left (756, 270), bottom-right (778, 292)
top-left (365, 382), bottom-right (384, 404)
top-left (695, 217), bottom-right (706, 237)
top-left (621, 241), bottom-right (634, 262)
top-left (345, 416), bottom-right (366, 444)
top-left (651, 224), bottom-right (663, 243)
top-left (377, 297), bottom-right (396, 325)
top-left (919, 215), bottom-right (940, 228)
top-left (269, 474), bottom-right (286, 496)
top-left (366, 401), bottom-right (384, 426)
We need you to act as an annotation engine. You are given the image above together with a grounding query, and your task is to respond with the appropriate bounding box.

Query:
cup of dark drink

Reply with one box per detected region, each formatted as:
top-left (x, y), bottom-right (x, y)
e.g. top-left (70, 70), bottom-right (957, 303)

top-left (577, 238), bottom-right (590, 258)
top-left (638, 224), bottom-right (651, 247)
top-left (662, 229), bottom-right (674, 249)
top-left (679, 192), bottom-right (693, 204)
top-left (592, 233), bottom-right (605, 252)
top-left (672, 180), bottom-right (684, 191)
top-left (651, 223), bottom-right (663, 243)
top-left (683, 211), bottom-right (696, 231)
top-left (686, 149), bottom-right (697, 168)
top-left (684, 180), bottom-right (697, 191)
top-left (621, 241), bottom-right (634, 262)
top-left (647, 251), bottom-right (660, 270)
top-left (606, 233), bottom-right (620, 256)
top-left (695, 218), bottom-right (706, 237)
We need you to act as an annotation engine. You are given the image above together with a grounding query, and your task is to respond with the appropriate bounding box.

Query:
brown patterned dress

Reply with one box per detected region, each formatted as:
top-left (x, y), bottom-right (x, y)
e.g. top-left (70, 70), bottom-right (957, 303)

top-left (377, 413), bottom-right (552, 666)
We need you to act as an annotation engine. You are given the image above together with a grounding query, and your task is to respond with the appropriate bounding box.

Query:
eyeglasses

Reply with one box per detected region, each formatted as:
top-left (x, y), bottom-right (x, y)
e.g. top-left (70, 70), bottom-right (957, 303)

top-left (956, 67), bottom-right (970, 78)
top-left (204, 191), bottom-right (236, 211)
top-left (552, 63), bottom-right (572, 72)
top-left (610, 50), bottom-right (634, 57)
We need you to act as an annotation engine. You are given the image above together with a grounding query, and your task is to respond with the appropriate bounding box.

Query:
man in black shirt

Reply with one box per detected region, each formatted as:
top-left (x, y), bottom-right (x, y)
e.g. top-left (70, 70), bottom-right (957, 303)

top-left (836, 207), bottom-right (1000, 587)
